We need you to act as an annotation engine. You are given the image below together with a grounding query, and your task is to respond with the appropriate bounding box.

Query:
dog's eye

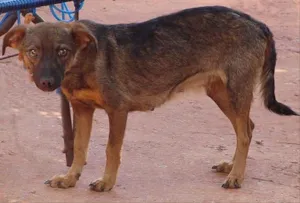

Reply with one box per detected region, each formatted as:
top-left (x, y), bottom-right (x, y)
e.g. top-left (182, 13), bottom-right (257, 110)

top-left (58, 48), bottom-right (68, 57)
top-left (28, 49), bottom-right (38, 58)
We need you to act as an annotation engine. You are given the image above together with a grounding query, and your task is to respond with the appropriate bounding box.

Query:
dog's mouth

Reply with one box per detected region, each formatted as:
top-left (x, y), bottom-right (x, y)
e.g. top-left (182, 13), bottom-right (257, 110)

top-left (28, 63), bottom-right (64, 92)
top-left (32, 74), bottom-right (62, 92)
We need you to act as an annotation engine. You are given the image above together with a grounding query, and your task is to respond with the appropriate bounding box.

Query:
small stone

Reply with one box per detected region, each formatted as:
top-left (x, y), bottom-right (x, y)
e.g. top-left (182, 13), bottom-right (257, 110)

top-left (217, 145), bottom-right (226, 151)
top-left (30, 190), bottom-right (36, 194)
top-left (255, 140), bottom-right (264, 145)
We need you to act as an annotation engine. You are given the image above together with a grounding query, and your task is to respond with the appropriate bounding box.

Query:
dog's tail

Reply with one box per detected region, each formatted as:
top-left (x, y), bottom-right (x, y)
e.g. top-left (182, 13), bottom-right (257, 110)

top-left (259, 24), bottom-right (299, 116)
top-left (230, 8), bottom-right (298, 116)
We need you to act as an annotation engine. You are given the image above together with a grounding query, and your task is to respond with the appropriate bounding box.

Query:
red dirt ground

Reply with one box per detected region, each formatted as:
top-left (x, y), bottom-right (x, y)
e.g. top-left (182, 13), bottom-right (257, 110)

top-left (0, 0), bottom-right (299, 202)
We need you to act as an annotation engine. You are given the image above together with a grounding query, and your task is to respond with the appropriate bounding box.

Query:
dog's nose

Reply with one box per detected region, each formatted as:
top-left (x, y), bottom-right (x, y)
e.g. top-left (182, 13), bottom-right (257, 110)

top-left (39, 77), bottom-right (55, 91)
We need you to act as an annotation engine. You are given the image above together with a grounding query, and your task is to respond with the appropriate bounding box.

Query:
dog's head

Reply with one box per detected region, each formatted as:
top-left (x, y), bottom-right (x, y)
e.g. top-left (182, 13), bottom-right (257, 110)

top-left (2, 22), bottom-right (97, 92)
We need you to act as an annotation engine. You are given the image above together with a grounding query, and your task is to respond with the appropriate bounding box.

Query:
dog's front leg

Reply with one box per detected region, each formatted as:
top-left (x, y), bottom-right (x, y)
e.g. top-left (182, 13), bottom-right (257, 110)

top-left (45, 102), bottom-right (95, 189)
top-left (89, 110), bottom-right (128, 192)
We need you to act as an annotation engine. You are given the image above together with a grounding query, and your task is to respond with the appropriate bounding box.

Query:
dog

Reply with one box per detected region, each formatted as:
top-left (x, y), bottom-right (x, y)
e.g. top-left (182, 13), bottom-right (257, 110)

top-left (2, 6), bottom-right (299, 191)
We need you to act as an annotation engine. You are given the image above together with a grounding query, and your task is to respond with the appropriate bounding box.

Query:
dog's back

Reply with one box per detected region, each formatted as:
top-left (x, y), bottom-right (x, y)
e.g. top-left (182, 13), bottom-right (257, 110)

top-left (78, 6), bottom-right (296, 116)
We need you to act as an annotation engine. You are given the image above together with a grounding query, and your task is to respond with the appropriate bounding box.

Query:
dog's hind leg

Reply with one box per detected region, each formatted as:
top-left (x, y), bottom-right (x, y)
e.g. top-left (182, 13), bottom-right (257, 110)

top-left (223, 112), bottom-right (253, 189)
top-left (207, 79), bottom-right (236, 174)
top-left (206, 78), bottom-right (254, 189)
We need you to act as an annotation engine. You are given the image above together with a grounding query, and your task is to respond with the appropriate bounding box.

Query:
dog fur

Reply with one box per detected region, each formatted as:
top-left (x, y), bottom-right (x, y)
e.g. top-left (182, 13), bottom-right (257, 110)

top-left (2, 6), bottom-right (299, 191)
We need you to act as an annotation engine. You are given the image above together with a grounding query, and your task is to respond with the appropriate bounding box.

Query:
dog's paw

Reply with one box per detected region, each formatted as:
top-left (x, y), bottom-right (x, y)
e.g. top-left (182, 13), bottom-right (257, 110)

top-left (212, 161), bottom-right (233, 173)
top-left (221, 174), bottom-right (243, 189)
top-left (89, 178), bottom-right (114, 192)
top-left (44, 174), bottom-right (78, 189)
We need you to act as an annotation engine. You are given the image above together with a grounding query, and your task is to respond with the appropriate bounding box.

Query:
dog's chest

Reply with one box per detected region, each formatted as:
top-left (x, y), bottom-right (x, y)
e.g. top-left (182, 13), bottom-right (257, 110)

top-left (61, 71), bottom-right (105, 108)
top-left (61, 87), bottom-right (105, 108)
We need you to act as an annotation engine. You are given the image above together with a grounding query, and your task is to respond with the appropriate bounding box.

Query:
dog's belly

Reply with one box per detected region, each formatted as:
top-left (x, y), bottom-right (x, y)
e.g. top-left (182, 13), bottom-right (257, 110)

top-left (169, 70), bottom-right (227, 98)
top-left (129, 70), bottom-right (227, 111)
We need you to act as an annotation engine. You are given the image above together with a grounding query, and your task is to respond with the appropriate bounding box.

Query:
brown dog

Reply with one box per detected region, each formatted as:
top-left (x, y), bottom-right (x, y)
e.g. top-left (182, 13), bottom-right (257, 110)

top-left (2, 6), bottom-right (299, 191)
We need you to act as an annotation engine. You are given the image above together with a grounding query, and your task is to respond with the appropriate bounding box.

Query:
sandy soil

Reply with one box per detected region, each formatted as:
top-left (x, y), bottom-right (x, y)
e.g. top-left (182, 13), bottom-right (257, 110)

top-left (0, 0), bottom-right (299, 202)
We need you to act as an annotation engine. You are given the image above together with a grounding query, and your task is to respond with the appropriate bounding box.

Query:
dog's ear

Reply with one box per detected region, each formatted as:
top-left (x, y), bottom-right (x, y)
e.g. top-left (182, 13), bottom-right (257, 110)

top-left (70, 22), bottom-right (98, 52)
top-left (2, 25), bottom-right (27, 55)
